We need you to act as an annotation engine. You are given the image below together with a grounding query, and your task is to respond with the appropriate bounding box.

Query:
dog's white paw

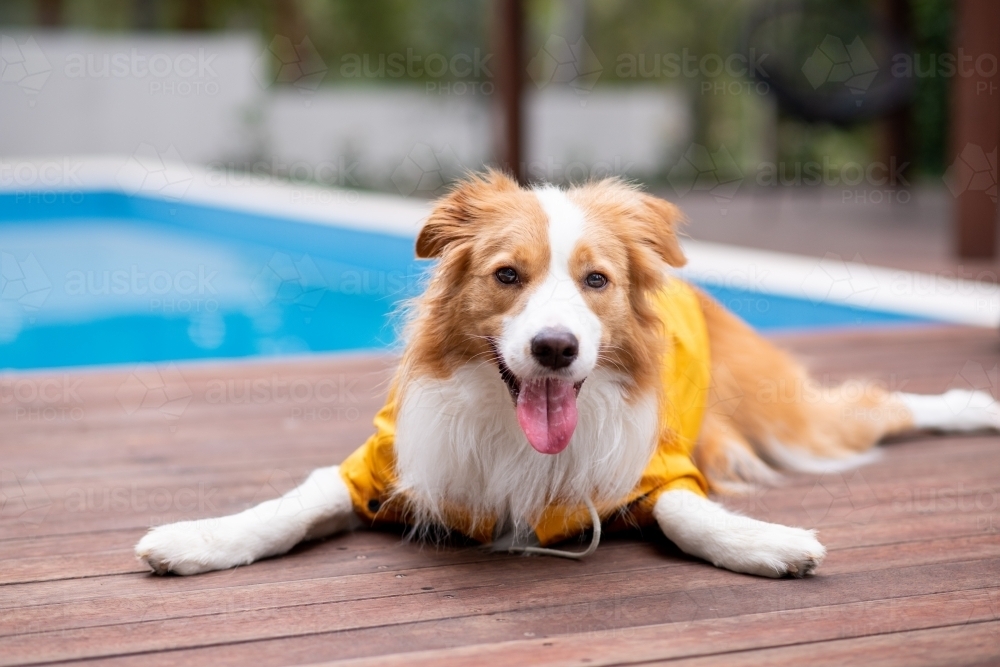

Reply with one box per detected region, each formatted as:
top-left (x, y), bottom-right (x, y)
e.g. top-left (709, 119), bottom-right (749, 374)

top-left (655, 490), bottom-right (826, 578)
top-left (899, 389), bottom-right (1000, 432)
top-left (719, 522), bottom-right (827, 578)
top-left (135, 518), bottom-right (254, 576)
top-left (941, 389), bottom-right (1000, 430)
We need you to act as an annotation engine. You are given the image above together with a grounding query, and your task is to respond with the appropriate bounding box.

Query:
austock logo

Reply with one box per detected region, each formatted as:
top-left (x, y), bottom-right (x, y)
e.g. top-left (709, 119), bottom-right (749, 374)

top-left (614, 47), bottom-right (770, 88)
top-left (205, 374), bottom-right (358, 404)
top-left (115, 143), bottom-right (193, 200)
top-left (0, 35), bottom-right (52, 103)
top-left (943, 144), bottom-right (997, 203)
top-left (115, 364), bottom-right (193, 427)
top-left (0, 252), bottom-right (52, 344)
top-left (527, 35), bottom-right (602, 98)
top-left (251, 35), bottom-right (327, 93)
top-left (63, 46), bottom-right (220, 97)
top-left (667, 144), bottom-right (744, 213)
top-left (960, 589), bottom-right (1000, 638)
top-left (249, 469), bottom-right (307, 521)
top-left (391, 143), bottom-right (465, 197)
top-left (801, 469), bottom-right (878, 525)
top-left (0, 470), bottom-right (52, 525)
top-left (3, 374), bottom-right (85, 422)
top-left (801, 253), bottom-right (879, 307)
top-left (801, 35), bottom-right (878, 105)
top-left (251, 252), bottom-right (327, 318)
top-left (945, 360), bottom-right (1000, 421)
top-left (337, 48), bottom-right (494, 96)
top-left (1, 158), bottom-right (85, 191)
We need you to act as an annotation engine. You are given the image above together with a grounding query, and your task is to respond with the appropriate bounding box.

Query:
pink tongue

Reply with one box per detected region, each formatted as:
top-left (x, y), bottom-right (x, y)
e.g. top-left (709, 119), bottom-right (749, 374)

top-left (516, 379), bottom-right (579, 454)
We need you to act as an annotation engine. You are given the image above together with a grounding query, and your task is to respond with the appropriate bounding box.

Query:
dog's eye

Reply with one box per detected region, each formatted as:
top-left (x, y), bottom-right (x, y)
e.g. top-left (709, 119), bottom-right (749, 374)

top-left (585, 272), bottom-right (608, 289)
top-left (495, 267), bottom-right (519, 285)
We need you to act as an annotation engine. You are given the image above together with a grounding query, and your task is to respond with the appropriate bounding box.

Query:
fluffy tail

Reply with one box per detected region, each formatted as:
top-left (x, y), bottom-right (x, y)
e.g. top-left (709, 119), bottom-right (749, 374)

top-left (692, 290), bottom-right (999, 493)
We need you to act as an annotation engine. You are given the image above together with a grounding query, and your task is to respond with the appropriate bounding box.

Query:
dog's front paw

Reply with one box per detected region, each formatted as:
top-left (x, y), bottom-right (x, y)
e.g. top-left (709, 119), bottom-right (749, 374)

top-left (721, 523), bottom-right (827, 579)
top-left (655, 490), bottom-right (828, 579)
top-left (135, 518), bottom-right (251, 576)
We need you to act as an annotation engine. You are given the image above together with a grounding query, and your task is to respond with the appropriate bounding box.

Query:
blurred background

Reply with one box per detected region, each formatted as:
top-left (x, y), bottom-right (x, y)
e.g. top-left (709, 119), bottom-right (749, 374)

top-left (0, 0), bottom-right (960, 190)
top-left (1, 0), bottom-right (998, 370)
top-left (3, 0), bottom-right (994, 258)
top-left (0, 0), bottom-right (976, 188)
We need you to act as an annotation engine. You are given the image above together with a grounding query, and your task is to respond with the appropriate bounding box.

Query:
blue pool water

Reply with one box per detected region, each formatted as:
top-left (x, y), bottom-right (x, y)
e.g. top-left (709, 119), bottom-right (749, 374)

top-left (0, 192), bottom-right (933, 371)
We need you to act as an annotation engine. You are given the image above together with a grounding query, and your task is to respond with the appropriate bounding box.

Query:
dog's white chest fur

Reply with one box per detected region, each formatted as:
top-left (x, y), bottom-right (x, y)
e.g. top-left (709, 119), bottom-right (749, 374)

top-left (392, 363), bottom-right (660, 533)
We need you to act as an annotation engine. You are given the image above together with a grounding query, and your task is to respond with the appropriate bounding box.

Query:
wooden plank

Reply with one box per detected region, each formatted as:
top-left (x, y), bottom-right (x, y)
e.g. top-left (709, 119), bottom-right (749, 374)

top-left (0, 456), bottom-right (1000, 597)
top-left (305, 596), bottom-right (1000, 667)
top-left (2, 554), bottom-right (997, 664)
top-left (1, 326), bottom-right (999, 666)
top-left (5, 533), bottom-right (1000, 639)
top-left (3, 493), bottom-right (996, 604)
top-left (1, 464), bottom-right (995, 584)
top-left (656, 621), bottom-right (1000, 667)
top-left (60, 589), bottom-right (1000, 667)
top-left (4, 427), bottom-right (992, 506)
top-left (4, 433), bottom-right (995, 544)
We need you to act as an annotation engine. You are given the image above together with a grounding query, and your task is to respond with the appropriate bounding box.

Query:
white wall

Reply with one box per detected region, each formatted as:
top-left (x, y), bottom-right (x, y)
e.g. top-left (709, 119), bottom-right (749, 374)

top-left (0, 31), bottom-right (690, 194)
top-left (0, 32), bottom-right (260, 164)
top-left (525, 87), bottom-right (689, 183)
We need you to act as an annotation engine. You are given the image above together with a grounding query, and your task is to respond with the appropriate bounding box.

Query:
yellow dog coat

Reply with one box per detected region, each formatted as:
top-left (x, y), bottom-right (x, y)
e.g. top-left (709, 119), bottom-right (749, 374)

top-left (339, 278), bottom-right (710, 546)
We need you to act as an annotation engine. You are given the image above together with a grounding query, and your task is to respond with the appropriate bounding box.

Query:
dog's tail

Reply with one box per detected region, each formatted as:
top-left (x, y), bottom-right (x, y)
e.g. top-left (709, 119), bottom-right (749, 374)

top-left (690, 289), bottom-right (997, 494)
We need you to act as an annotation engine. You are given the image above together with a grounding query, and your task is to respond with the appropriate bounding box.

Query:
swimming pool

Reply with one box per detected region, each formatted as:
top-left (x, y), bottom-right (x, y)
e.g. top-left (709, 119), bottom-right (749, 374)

top-left (0, 190), bottom-right (935, 371)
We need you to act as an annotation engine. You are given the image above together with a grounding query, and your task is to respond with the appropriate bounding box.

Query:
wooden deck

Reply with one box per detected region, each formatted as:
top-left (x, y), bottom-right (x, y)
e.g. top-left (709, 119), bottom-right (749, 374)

top-left (2, 325), bottom-right (999, 666)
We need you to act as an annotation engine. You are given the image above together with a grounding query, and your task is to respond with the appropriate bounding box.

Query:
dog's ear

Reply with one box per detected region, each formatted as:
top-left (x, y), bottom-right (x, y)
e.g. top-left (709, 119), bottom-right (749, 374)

top-left (415, 170), bottom-right (520, 259)
top-left (635, 194), bottom-right (687, 267)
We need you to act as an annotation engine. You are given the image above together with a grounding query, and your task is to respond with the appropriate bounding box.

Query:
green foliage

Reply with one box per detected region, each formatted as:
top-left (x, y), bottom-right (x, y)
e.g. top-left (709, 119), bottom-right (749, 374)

top-left (294, 0), bottom-right (491, 83)
top-left (909, 0), bottom-right (953, 175)
top-left (1, 0), bottom-right (955, 177)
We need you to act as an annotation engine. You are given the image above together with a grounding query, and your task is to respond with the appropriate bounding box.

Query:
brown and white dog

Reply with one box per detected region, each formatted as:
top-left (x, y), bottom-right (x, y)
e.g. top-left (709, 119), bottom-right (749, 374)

top-left (136, 171), bottom-right (1000, 578)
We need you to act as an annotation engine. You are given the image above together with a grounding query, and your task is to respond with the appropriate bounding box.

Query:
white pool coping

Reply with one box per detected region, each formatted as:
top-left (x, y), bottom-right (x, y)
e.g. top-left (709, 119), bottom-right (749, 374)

top-left (3, 155), bottom-right (998, 328)
top-left (677, 243), bottom-right (999, 328)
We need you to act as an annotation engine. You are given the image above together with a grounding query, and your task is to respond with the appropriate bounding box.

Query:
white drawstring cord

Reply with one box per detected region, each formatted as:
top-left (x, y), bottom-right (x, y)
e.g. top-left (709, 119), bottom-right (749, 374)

top-left (504, 497), bottom-right (601, 560)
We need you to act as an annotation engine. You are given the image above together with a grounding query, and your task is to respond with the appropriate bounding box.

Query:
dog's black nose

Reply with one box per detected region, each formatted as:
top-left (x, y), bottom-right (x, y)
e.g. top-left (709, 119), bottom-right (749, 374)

top-left (531, 328), bottom-right (579, 370)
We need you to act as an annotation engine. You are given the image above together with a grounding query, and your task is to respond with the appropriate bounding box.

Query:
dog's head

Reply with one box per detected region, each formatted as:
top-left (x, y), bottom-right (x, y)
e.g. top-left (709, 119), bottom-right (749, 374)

top-left (410, 170), bottom-right (685, 455)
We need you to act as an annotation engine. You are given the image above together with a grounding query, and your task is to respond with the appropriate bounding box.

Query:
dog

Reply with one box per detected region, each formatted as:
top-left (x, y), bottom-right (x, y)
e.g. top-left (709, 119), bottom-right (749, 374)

top-left (136, 171), bottom-right (1000, 578)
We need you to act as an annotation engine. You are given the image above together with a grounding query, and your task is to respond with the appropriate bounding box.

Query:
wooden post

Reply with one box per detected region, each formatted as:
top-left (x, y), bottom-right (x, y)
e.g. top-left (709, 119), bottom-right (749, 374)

top-left (272, 0), bottom-right (307, 42)
top-left (878, 0), bottom-right (913, 191)
top-left (952, 0), bottom-right (1000, 259)
top-left (494, 0), bottom-right (525, 183)
top-left (36, 0), bottom-right (62, 26)
top-left (179, 0), bottom-right (208, 30)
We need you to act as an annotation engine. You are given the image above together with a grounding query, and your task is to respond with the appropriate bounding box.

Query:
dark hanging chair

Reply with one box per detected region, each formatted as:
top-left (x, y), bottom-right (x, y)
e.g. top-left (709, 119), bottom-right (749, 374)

top-left (741, 0), bottom-right (915, 125)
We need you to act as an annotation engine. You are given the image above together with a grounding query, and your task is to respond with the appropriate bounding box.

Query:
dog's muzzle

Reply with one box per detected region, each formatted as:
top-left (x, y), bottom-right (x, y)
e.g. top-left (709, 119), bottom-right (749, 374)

top-left (489, 339), bottom-right (586, 454)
